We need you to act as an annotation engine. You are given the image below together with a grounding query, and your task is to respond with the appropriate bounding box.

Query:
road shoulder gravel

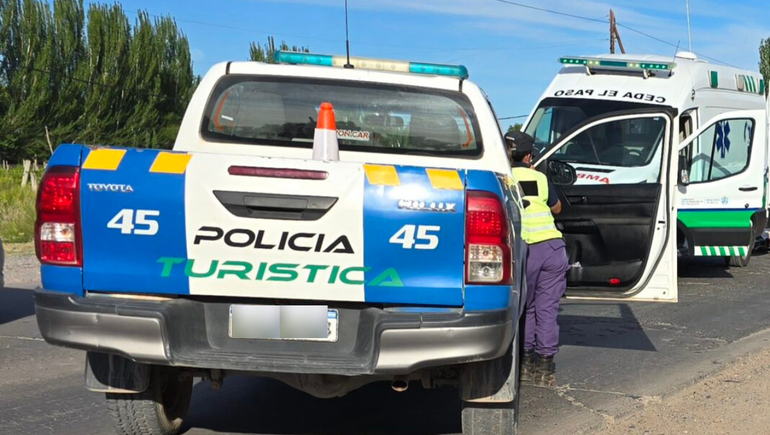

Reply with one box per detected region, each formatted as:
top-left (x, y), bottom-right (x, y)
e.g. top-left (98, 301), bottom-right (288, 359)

top-left (597, 341), bottom-right (770, 434)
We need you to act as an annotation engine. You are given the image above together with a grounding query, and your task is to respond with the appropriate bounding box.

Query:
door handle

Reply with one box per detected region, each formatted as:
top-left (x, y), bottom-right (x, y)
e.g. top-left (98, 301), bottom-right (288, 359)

top-left (739, 186), bottom-right (758, 192)
top-left (566, 196), bottom-right (589, 204)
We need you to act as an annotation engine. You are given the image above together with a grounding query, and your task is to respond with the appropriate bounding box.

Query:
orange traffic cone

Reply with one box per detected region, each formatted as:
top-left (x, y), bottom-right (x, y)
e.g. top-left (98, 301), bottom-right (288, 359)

top-left (312, 102), bottom-right (340, 162)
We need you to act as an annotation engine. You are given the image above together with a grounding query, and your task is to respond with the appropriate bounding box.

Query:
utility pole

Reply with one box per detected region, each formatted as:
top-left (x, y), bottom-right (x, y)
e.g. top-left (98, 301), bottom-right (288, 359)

top-left (609, 9), bottom-right (626, 54)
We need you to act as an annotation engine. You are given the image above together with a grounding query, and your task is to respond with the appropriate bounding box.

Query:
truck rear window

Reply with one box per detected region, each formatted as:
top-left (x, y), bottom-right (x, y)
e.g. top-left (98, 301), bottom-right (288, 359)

top-left (201, 76), bottom-right (482, 157)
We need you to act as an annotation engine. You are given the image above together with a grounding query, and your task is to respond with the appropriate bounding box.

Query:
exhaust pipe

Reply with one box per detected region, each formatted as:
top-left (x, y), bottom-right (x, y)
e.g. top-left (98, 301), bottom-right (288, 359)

top-left (391, 377), bottom-right (409, 392)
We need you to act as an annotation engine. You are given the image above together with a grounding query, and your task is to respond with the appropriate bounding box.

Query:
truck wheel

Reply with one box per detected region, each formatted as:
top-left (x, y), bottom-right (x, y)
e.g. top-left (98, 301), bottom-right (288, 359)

top-left (107, 367), bottom-right (193, 435)
top-left (460, 335), bottom-right (520, 435)
top-left (461, 401), bottom-right (518, 435)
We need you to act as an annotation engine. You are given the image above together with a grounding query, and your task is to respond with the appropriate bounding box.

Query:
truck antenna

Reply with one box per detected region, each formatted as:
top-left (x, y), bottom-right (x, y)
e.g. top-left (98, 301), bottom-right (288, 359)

top-left (344, 0), bottom-right (354, 68)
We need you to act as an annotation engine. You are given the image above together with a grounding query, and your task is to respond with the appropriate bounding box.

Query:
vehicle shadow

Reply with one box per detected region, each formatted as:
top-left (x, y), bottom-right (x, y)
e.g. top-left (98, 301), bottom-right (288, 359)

top-left (558, 303), bottom-right (656, 351)
top-left (184, 377), bottom-right (462, 435)
top-left (678, 258), bottom-right (734, 278)
top-left (0, 287), bottom-right (36, 326)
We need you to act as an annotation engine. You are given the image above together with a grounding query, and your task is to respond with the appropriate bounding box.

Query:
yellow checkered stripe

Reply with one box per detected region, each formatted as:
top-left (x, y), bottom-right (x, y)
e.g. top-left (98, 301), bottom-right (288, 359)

top-left (82, 149), bottom-right (192, 174)
top-left (363, 164), bottom-right (464, 190)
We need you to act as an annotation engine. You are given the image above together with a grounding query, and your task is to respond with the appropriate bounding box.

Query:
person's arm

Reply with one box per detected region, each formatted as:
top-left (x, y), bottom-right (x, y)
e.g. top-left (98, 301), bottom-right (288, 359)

top-left (550, 200), bottom-right (562, 215)
top-left (547, 182), bottom-right (562, 215)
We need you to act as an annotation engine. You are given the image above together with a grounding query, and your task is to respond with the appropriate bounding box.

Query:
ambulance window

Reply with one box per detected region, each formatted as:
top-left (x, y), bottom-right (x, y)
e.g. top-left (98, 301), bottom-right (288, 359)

top-left (550, 117), bottom-right (666, 183)
top-left (688, 119), bottom-right (754, 183)
top-left (679, 111), bottom-right (695, 142)
top-left (527, 106), bottom-right (587, 150)
top-left (532, 108), bottom-right (554, 147)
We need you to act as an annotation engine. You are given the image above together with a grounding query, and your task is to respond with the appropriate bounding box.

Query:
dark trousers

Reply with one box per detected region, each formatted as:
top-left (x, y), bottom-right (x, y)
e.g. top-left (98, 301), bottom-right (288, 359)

top-left (524, 239), bottom-right (569, 356)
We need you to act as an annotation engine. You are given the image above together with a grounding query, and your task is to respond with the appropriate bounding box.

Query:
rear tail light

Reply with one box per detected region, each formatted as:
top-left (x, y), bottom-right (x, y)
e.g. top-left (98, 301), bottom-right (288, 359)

top-left (466, 190), bottom-right (512, 284)
top-left (35, 166), bottom-right (82, 266)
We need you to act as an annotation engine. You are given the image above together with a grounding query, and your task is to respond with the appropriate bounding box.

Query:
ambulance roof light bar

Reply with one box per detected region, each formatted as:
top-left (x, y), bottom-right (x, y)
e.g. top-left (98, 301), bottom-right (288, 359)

top-left (559, 56), bottom-right (676, 74)
top-left (274, 50), bottom-right (469, 79)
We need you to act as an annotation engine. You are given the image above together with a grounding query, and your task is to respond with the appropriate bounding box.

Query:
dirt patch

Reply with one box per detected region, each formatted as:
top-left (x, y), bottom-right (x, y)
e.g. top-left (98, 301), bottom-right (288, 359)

top-left (3, 254), bottom-right (40, 286)
top-left (597, 347), bottom-right (770, 435)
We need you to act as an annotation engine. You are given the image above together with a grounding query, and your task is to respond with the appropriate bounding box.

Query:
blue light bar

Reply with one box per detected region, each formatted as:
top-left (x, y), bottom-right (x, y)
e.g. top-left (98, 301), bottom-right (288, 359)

top-left (274, 51), bottom-right (333, 66)
top-left (273, 50), bottom-right (469, 79)
top-left (409, 62), bottom-right (469, 79)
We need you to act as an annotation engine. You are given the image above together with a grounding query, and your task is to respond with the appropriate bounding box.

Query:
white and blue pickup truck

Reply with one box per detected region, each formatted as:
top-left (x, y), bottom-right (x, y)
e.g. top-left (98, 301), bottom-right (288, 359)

top-left (33, 51), bottom-right (679, 435)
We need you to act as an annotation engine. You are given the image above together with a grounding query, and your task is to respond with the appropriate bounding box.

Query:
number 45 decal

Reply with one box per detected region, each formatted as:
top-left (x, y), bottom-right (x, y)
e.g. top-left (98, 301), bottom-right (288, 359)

top-left (389, 225), bottom-right (440, 250)
top-left (108, 209), bottom-right (160, 235)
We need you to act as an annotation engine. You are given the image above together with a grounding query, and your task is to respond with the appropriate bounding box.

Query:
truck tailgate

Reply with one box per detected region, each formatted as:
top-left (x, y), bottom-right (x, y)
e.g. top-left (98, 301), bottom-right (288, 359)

top-left (80, 148), bottom-right (466, 306)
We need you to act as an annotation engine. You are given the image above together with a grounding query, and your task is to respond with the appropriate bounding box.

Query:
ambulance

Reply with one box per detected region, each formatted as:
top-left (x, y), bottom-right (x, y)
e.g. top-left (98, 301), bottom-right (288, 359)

top-left (524, 53), bottom-right (768, 272)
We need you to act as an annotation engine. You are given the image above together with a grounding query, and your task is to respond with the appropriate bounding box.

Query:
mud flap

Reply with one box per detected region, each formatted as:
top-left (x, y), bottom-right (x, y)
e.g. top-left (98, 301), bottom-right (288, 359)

top-left (85, 351), bottom-right (150, 394)
top-left (459, 337), bottom-right (517, 403)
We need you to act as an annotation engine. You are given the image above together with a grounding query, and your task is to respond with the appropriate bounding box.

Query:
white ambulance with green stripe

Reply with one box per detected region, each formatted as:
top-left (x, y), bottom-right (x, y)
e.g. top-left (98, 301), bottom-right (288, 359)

top-left (524, 52), bottom-right (768, 271)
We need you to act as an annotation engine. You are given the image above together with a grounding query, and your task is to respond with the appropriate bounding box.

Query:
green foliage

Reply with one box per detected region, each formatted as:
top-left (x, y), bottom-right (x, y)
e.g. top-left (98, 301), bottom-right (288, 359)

top-left (507, 123), bottom-right (523, 133)
top-left (0, 0), bottom-right (198, 161)
top-left (249, 36), bottom-right (309, 63)
top-left (0, 167), bottom-right (40, 243)
top-left (760, 38), bottom-right (770, 96)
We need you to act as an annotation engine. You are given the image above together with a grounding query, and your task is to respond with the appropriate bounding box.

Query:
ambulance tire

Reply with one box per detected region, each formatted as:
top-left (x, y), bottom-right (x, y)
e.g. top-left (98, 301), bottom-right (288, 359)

top-left (460, 339), bottom-right (520, 435)
top-left (107, 366), bottom-right (193, 435)
top-left (725, 250), bottom-right (751, 268)
top-left (725, 227), bottom-right (753, 268)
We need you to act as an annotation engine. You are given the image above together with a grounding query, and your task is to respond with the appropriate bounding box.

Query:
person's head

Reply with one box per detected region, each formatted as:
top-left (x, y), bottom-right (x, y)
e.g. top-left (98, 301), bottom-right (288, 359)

top-left (504, 131), bottom-right (537, 166)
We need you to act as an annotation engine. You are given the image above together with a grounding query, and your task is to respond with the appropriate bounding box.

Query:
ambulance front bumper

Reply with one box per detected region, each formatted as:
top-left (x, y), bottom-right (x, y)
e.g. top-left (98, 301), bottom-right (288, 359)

top-left (34, 290), bottom-right (514, 376)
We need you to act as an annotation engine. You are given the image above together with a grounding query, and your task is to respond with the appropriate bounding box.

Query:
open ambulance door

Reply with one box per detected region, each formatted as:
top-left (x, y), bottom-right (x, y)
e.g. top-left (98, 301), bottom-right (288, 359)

top-left (532, 109), bottom-right (677, 302)
top-left (676, 110), bottom-right (768, 266)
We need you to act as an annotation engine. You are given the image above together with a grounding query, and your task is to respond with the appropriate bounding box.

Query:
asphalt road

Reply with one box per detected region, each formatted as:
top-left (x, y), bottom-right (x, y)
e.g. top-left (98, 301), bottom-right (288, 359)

top-left (2, 253), bottom-right (770, 435)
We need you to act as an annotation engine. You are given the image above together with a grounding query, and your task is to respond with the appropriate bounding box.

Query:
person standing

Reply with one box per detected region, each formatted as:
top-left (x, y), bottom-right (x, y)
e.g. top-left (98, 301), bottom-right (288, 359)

top-left (505, 131), bottom-right (569, 387)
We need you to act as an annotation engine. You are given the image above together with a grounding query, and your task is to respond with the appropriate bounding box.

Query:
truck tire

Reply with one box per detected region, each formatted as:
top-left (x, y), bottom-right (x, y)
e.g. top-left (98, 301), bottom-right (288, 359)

top-left (107, 367), bottom-right (193, 435)
top-left (461, 335), bottom-right (520, 435)
top-left (461, 401), bottom-right (518, 435)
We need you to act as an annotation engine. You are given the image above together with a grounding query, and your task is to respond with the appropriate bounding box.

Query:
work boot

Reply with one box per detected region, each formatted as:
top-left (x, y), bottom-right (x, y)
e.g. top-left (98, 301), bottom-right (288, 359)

top-left (534, 354), bottom-right (556, 387)
top-left (519, 349), bottom-right (536, 384)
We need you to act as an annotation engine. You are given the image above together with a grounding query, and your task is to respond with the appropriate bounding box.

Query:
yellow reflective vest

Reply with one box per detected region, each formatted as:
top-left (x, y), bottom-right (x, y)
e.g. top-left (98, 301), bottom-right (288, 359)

top-left (511, 167), bottom-right (562, 244)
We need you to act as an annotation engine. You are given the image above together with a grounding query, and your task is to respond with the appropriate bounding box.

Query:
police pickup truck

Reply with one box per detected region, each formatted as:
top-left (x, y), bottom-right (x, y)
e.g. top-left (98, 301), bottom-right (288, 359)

top-left (33, 51), bottom-right (678, 435)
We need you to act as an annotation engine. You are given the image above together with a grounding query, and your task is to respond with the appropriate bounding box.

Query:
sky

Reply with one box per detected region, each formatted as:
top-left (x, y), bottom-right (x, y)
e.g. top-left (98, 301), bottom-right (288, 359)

top-left (100, 0), bottom-right (770, 127)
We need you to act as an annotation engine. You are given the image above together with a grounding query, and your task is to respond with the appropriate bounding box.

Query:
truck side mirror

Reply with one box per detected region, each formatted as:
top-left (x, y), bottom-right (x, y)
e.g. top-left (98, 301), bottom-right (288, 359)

top-left (678, 154), bottom-right (690, 186)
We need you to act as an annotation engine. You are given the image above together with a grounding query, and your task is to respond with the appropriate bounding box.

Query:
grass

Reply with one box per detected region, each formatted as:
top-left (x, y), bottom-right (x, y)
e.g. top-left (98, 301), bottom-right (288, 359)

top-left (0, 166), bottom-right (41, 244)
top-left (5, 242), bottom-right (35, 256)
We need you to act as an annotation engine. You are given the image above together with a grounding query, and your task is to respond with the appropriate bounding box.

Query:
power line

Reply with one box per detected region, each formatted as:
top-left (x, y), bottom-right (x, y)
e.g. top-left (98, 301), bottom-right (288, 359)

top-left (615, 22), bottom-right (738, 67)
top-left (491, 0), bottom-right (607, 23)
top-left (490, 0), bottom-right (737, 68)
top-left (118, 5), bottom-right (582, 53)
top-left (498, 114), bottom-right (529, 120)
top-left (20, 65), bottom-right (178, 102)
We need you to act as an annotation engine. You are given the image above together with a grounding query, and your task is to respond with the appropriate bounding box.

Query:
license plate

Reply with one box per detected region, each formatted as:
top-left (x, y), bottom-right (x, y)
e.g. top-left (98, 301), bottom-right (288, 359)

top-left (229, 305), bottom-right (338, 342)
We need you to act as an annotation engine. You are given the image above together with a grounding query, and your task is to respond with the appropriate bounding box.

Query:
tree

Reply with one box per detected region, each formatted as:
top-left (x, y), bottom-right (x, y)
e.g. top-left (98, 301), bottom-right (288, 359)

top-left (507, 123), bottom-right (523, 134)
top-left (761, 38), bottom-right (770, 96)
top-left (249, 36), bottom-right (309, 63)
top-left (0, 0), bottom-right (198, 161)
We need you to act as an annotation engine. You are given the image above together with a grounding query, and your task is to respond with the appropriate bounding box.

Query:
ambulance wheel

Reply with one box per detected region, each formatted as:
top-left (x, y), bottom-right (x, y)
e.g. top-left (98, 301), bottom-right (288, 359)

top-left (725, 227), bottom-right (753, 268)
top-left (107, 367), bottom-right (193, 435)
top-left (460, 338), bottom-right (520, 435)
top-left (725, 250), bottom-right (751, 268)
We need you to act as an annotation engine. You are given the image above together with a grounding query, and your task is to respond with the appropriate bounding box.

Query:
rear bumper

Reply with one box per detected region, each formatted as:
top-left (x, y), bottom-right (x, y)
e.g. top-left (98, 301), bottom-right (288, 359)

top-left (34, 290), bottom-right (514, 376)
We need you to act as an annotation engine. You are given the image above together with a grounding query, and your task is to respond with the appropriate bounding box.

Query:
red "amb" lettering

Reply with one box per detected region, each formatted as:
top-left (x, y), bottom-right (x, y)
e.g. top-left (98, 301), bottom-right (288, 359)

top-left (577, 173), bottom-right (610, 184)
